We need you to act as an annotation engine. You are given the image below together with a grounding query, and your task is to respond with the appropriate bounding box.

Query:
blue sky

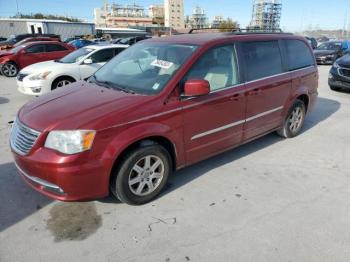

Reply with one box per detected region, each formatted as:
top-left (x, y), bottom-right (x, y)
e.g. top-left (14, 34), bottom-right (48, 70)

top-left (0, 0), bottom-right (349, 32)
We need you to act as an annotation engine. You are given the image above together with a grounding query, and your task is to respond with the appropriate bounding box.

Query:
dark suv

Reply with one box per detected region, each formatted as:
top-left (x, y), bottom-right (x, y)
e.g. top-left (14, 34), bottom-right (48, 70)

top-left (10, 32), bottom-right (318, 205)
top-left (314, 41), bottom-right (350, 64)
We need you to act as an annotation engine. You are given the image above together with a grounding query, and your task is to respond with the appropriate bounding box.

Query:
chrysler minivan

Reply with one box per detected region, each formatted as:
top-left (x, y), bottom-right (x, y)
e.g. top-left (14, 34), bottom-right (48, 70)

top-left (10, 32), bottom-right (318, 205)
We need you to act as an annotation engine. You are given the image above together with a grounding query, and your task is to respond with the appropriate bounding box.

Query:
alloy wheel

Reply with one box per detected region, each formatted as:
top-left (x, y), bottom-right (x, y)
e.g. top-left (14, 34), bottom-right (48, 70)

top-left (289, 107), bottom-right (303, 133)
top-left (2, 63), bottom-right (17, 77)
top-left (128, 155), bottom-right (165, 196)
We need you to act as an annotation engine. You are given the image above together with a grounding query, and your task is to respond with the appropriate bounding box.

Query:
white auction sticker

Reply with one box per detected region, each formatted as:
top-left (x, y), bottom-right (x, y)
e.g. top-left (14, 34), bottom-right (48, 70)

top-left (151, 59), bottom-right (174, 69)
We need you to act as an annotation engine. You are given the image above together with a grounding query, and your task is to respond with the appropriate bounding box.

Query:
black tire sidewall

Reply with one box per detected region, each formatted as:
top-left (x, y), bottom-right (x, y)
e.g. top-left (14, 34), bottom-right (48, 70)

top-left (112, 145), bottom-right (172, 205)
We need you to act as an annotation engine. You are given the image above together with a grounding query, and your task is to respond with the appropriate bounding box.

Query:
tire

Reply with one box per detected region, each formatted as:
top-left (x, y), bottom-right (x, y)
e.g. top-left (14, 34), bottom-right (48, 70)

top-left (277, 99), bottom-right (306, 138)
top-left (51, 76), bottom-right (75, 90)
top-left (110, 144), bottom-right (172, 205)
top-left (330, 85), bottom-right (341, 91)
top-left (1, 62), bottom-right (18, 77)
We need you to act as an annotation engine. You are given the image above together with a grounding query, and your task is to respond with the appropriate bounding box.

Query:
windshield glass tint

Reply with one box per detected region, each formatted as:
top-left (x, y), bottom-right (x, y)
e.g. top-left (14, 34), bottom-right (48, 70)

top-left (317, 42), bottom-right (342, 50)
top-left (93, 42), bottom-right (198, 94)
top-left (58, 47), bottom-right (94, 63)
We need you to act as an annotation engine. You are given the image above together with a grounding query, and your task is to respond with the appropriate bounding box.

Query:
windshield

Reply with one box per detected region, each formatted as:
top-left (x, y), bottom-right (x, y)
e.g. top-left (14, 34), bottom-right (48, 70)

top-left (58, 47), bottom-right (94, 63)
top-left (317, 42), bottom-right (342, 51)
top-left (93, 42), bottom-right (198, 95)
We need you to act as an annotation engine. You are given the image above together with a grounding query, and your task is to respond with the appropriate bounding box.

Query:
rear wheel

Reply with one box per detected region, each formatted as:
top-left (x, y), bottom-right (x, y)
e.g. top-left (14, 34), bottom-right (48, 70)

top-left (51, 76), bottom-right (75, 90)
top-left (110, 144), bottom-right (172, 205)
top-left (1, 62), bottom-right (18, 77)
top-left (277, 99), bottom-right (306, 138)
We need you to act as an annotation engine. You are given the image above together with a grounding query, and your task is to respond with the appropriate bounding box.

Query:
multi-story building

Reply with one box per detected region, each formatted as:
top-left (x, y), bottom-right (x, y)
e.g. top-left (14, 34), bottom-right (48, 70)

top-left (164, 0), bottom-right (185, 29)
top-left (249, 0), bottom-right (282, 31)
top-left (149, 5), bottom-right (165, 19)
top-left (211, 15), bottom-right (224, 29)
top-left (187, 6), bottom-right (208, 29)
top-left (94, 2), bottom-right (153, 28)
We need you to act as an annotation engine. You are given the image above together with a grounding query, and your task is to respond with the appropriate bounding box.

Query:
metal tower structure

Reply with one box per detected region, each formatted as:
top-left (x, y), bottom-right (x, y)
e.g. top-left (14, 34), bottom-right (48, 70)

top-left (250, 0), bottom-right (282, 31)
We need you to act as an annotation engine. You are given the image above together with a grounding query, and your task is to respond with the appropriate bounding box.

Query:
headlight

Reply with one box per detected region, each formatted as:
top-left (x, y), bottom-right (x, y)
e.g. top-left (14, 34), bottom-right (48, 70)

top-left (28, 71), bottom-right (51, 81)
top-left (45, 130), bottom-right (96, 154)
top-left (333, 62), bottom-right (340, 68)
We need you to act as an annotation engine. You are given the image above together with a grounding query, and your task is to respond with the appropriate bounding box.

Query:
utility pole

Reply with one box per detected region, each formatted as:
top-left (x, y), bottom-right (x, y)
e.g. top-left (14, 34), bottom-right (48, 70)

top-left (15, 0), bottom-right (20, 17)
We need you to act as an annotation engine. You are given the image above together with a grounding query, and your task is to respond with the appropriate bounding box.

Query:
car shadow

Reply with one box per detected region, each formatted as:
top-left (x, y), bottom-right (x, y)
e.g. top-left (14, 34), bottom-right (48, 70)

top-left (0, 97), bottom-right (10, 104)
top-left (0, 162), bottom-right (52, 232)
top-left (159, 96), bottom-right (341, 199)
top-left (0, 97), bottom-right (341, 228)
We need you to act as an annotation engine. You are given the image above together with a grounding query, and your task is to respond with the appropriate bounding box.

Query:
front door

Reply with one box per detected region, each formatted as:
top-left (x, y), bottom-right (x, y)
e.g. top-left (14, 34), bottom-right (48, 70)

top-left (241, 40), bottom-right (291, 140)
top-left (181, 44), bottom-right (246, 165)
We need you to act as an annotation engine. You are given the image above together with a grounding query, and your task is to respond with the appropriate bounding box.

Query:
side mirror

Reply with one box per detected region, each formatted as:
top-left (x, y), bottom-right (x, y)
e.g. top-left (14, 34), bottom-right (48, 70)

top-left (183, 79), bottom-right (210, 97)
top-left (83, 58), bottom-right (93, 64)
top-left (20, 49), bottom-right (27, 54)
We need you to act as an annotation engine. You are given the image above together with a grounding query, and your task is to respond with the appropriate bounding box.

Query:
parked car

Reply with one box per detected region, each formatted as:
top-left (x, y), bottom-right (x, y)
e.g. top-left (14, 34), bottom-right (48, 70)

top-left (314, 41), bottom-right (350, 64)
top-left (63, 37), bottom-right (79, 43)
top-left (12, 37), bottom-right (61, 48)
top-left (305, 37), bottom-right (318, 49)
top-left (328, 54), bottom-right (350, 91)
top-left (10, 32), bottom-right (318, 205)
top-left (118, 36), bottom-right (151, 46)
top-left (68, 39), bottom-right (94, 49)
top-left (0, 41), bottom-right (74, 77)
top-left (17, 44), bottom-right (128, 95)
top-left (0, 34), bottom-right (60, 50)
top-left (0, 37), bottom-right (6, 41)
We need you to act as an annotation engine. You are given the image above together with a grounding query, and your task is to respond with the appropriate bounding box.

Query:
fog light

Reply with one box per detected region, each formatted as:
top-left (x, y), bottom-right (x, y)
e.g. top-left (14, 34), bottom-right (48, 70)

top-left (31, 87), bottom-right (42, 93)
top-left (328, 73), bottom-right (333, 79)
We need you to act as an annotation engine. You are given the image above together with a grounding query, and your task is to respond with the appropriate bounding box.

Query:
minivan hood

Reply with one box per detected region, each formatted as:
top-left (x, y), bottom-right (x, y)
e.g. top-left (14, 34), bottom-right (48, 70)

top-left (314, 50), bottom-right (337, 56)
top-left (18, 81), bottom-right (154, 131)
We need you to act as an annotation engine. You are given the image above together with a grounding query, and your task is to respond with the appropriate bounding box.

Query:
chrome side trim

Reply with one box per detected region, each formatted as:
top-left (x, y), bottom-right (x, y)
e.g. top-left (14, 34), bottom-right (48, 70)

top-left (245, 106), bottom-right (284, 122)
top-left (191, 106), bottom-right (284, 140)
top-left (191, 120), bottom-right (245, 140)
top-left (14, 162), bottom-right (62, 191)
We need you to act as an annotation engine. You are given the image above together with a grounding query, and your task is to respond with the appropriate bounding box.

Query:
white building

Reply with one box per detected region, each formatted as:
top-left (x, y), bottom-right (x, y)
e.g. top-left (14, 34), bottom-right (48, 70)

top-left (164, 0), bottom-right (185, 29)
top-left (0, 18), bottom-right (95, 39)
top-left (187, 6), bottom-right (208, 29)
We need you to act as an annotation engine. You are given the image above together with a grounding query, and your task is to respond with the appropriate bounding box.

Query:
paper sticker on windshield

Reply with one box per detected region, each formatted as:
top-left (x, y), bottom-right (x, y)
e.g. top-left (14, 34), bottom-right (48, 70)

top-left (152, 83), bottom-right (160, 90)
top-left (151, 59), bottom-right (174, 69)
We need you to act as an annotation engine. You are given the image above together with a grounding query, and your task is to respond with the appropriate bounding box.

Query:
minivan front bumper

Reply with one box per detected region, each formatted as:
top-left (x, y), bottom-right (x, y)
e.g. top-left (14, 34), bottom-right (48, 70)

top-left (12, 148), bottom-right (110, 201)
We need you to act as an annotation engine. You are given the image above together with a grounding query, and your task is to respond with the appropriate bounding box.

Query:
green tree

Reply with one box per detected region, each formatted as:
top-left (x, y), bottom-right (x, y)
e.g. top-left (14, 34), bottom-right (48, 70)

top-left (219, 18), bottom-right (238, 32)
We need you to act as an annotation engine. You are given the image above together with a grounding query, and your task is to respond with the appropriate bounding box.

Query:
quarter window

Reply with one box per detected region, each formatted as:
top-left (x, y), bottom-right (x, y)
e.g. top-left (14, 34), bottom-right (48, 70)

top-left (285, 40), bottom-right (314, 71)
top-left (183, 45), bottom-right (239, 91)
top-left (242, 41), bottom-right (283, 81)
top-left (26, 44), bottom-right (45, 53)
top-left (46, 44), bottom-right (68, 52)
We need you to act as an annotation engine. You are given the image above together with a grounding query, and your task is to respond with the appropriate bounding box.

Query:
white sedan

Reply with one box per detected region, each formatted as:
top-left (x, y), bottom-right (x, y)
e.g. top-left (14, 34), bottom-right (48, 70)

top-left (16, 44), bottom-right (128, 96)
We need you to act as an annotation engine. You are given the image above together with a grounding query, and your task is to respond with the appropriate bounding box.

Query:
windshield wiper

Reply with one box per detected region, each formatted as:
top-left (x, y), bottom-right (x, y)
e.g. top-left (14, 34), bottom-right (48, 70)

top-left (90, 75), bottom-right (135, 94)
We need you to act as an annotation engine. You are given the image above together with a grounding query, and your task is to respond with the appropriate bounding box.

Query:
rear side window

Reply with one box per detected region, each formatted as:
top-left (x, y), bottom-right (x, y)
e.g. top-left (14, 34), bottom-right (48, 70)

top-left (26, 44), bottom-right (45, 54)
top-left (46, 44), bottom-right (68, 52)
top-left (285, 40), bottom-right (314, 71)
top-left (89, 49), bottom-right (115, 63)
top-left (113, 48), bottom-right (125, 56)
top-left (242, 41), bottom-right (283, 81)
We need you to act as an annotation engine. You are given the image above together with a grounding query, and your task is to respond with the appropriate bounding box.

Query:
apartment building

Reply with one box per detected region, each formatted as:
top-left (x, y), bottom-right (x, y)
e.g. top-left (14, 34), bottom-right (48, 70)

top-left (164, 0), bottom-right (185, 29)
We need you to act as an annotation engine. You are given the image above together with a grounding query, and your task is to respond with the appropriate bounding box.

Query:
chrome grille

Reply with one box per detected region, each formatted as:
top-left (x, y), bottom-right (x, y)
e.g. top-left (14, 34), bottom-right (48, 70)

top-left (10, 119), bottom-right (40, 155)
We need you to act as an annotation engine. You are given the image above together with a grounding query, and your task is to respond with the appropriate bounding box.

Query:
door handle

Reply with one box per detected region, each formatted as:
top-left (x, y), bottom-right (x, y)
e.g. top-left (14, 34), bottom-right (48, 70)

top-left (247, 89), bottom-right (261, 96)
top-left (229, 93), bottom-right (240, 101)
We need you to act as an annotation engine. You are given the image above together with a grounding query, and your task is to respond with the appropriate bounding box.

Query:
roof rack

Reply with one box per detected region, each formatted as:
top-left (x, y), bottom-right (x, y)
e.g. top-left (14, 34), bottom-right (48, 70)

top-left (188, 27), bottom-right (291, 35)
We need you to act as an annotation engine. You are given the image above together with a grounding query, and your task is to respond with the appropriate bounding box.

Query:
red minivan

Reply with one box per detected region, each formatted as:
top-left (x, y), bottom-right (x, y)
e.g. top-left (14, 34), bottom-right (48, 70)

top-left (0, 41), bottom-right (74, 77)
top-left (10, 32), bottom-right (318, 205)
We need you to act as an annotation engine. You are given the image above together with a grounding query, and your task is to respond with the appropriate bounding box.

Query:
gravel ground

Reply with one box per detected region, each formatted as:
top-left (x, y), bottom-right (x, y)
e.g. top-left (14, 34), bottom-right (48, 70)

top-left (1, 65), bottom-right (350, 262)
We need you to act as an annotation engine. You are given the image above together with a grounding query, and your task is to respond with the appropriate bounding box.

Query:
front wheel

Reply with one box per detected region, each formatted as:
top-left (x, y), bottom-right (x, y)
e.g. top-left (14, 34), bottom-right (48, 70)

top-left (277, 100), bottom-right (306, 138)
top-left (1, 62), bottom-right (18, 77)
top-left (111, 144), bottom-right (172, 205)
